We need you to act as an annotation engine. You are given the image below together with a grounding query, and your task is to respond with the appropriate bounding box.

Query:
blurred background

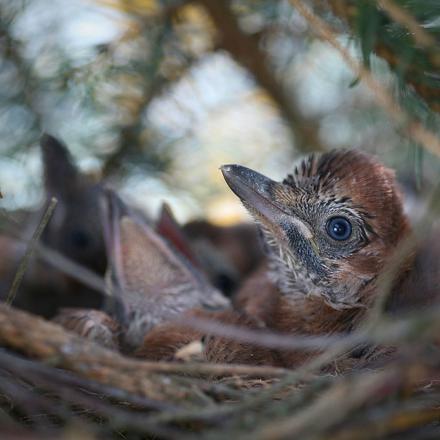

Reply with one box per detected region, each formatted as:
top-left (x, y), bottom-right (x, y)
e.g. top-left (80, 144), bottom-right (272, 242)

top-left (0, 0), bottom-right (439, 225)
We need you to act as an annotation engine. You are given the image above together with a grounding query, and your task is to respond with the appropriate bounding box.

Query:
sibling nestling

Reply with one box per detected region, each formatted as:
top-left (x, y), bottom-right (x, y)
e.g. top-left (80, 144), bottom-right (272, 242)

top-left (0, 135), bottom-right (106, 318)
top-left (101, 190), bottom-right (229, 351)
top-left (56, 189), bottom-right (230, 353)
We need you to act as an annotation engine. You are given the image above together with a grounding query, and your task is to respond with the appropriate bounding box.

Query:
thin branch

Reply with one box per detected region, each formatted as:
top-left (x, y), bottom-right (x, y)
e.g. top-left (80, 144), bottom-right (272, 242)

top-left (0, 352), bottom-right (182, 437)
top-left (5, 198), bottom-right (57, 306)
top-left (102, 20), bottom-right (171, 176)
top-left (0, 9), bottom-right (44, 138)
top-left (0, 350), bottom-right (177, 412)
top-left (0, 305), bottom-right (288, 392)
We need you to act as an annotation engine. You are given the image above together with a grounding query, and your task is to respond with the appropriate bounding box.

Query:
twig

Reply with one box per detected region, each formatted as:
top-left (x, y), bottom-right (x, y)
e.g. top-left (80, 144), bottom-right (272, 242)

top-left (0, 372), bottom-right (70, 428)
top-left (0, 349), bottom-right (177, 412)
top-left (172, 305), bottom-right (440, 426)
top-left (289, 0), bottom-right (440, 157)
top-left (1, 361), bottom-right (179, 437)
top-left (5, 198), bottom-right (57, 306)
top-left (102, 14), bottom-right (171, 176)
top-left (140, 362), bottom-right (290, 378)
top-left (0, 304), bottom-right (196, 402)
top-left (0, 305), bottom-right (288, 396)
top-left (173, 314), bottom-right (364, 351)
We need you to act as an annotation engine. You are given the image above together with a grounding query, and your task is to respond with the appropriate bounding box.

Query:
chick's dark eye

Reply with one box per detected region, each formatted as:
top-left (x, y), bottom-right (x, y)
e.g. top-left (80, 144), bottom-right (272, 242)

top-left (326, 217), bottom-right (352, 241)
top-left (69, 229), bottom-right (91, 249)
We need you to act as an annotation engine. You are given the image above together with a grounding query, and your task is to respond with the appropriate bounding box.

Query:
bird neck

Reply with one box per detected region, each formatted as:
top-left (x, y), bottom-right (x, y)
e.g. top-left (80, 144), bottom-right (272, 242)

top-left (269, 294), bottom-right (366, 336)
top-left (236, 261), bottom-right (367, 336)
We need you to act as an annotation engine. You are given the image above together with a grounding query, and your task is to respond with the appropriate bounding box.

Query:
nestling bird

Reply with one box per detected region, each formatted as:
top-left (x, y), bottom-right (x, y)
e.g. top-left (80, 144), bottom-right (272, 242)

top-left (138, 149), bottom-right (439, 367)
top-left (56, 189), bottom-right (229, 352)
top-left (39, 134), bottom-right (107, 278)
top-left (224, 149), bottom-right (409, 311)
top-left (2, 134), bottom-right (232, 319)
top-left (220, 150), bottom-right (412, 366)
top-left (0, 134), bottom-right (106, 317)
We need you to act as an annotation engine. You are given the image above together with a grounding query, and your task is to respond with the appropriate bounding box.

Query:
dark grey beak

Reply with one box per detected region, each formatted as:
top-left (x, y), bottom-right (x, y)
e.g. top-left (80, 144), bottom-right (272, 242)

top-left (220, 164), bottom-right (287, 223)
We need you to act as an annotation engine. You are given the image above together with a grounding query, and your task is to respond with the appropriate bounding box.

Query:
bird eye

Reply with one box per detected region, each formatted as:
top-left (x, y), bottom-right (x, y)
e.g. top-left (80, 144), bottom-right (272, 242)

top-left (69, 229), bottom-right (91, 249)
top-left (326, 217), bottom-right (352, 241)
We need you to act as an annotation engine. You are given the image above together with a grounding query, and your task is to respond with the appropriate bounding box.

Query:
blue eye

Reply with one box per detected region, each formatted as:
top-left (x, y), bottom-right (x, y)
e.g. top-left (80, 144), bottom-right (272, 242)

top-left (326, 217), bottom-right (352, 241)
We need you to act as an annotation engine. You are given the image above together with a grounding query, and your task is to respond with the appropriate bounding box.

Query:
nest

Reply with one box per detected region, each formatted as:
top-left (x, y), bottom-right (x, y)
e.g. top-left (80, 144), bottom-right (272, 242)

top-left (0, 302), bottom-right (439, 439)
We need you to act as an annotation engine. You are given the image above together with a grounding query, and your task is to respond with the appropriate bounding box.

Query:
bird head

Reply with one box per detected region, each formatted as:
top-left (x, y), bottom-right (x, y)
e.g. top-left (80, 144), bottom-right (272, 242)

top-left (40, 134), bottom-right (106, 275)
top-left (221, 150), bottom-right (410, 309)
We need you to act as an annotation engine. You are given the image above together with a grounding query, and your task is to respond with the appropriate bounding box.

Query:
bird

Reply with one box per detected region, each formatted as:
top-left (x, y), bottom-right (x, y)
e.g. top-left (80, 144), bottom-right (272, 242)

top-left (55, 189), bottom-right (230, 352)
top-left (138, 149), bottom-right (439, 367)
top-left (156, 203), bottom-right (264, 296)
top-left (220, 150), bottom-right (412, 366)
top-left (0, 134), bottom-right (106, 318)
top-left (39, 134), bottom-right (107, 279)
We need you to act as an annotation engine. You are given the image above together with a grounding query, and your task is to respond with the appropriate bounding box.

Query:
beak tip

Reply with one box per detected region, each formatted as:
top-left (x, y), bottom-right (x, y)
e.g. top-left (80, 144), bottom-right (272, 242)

top-left (220, 164), bottom-right (234, 174)
top-left (220, 165), bottom-right (240, 183)
top-left (220, 164), bottom-right (282, 222)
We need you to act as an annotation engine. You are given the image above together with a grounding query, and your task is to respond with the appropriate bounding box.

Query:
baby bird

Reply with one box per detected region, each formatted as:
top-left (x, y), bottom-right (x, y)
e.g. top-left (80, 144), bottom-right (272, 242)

top-left (103, 190), bottom-right (230, 351)
top-left (157, 204), bottom-right (264, 296)
top-left (140, 150), bottom-right (436, 367)
top-left (182, 219), bottom-right (264, 295)
top-left (40, 134), bottom-right (107, 277)
top-left (221, 151), bottom-right (409, 365)
top-left (55, 190), bottom-right (229, 352)
top-left (224, 149), bottom-right (409, 312)
top-left (0, 134), bottom-right (106, 317)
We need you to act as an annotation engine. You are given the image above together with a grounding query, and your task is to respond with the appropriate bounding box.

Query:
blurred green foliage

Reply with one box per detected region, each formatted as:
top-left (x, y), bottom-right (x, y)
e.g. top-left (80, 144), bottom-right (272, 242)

top-left (0, 0), bottom-right (439, 218)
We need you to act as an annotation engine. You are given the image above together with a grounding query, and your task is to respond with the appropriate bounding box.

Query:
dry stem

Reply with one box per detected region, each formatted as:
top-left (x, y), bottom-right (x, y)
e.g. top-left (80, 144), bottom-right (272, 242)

top-left (6, 198), bottom-right (57, 306)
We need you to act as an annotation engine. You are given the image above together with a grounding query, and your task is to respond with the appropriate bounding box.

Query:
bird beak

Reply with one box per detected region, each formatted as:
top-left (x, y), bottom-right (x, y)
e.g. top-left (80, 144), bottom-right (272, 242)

top-left (221, 164), bottom-right (313, 241)
top-left (220, 164), bottom-right (291, 226)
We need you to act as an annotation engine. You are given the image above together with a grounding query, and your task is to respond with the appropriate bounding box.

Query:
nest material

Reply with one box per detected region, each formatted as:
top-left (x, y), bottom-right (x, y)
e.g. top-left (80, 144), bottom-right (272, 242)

top-left (0, 303), bottom-right (439, 439)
